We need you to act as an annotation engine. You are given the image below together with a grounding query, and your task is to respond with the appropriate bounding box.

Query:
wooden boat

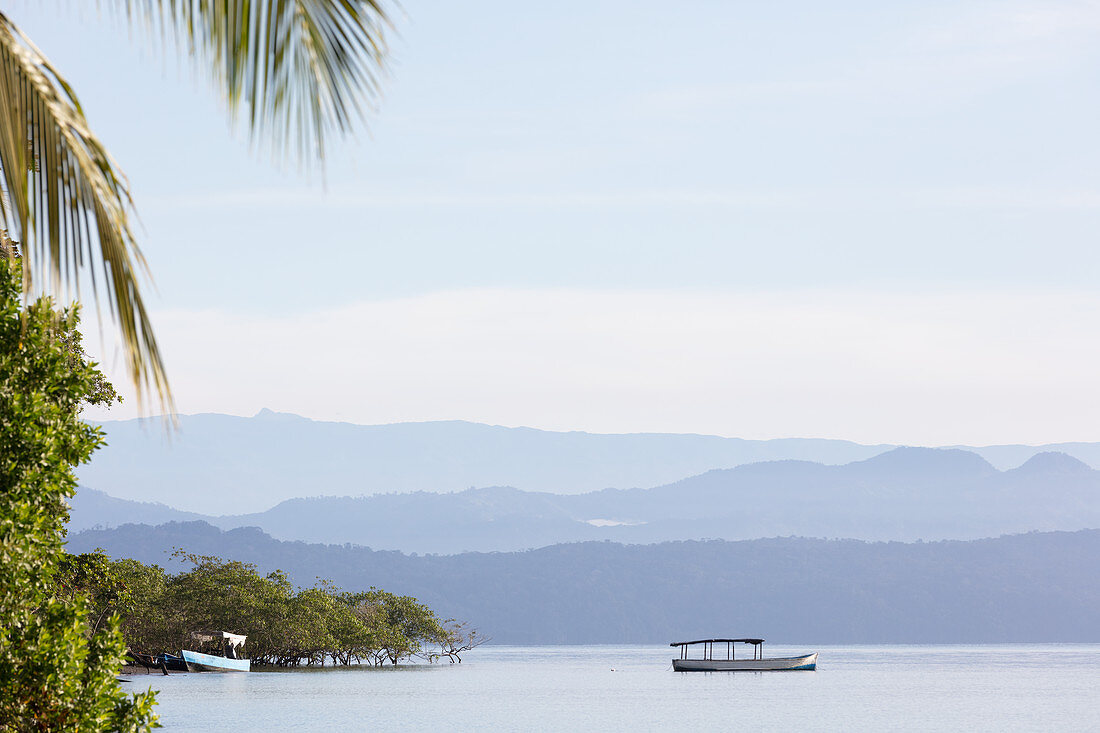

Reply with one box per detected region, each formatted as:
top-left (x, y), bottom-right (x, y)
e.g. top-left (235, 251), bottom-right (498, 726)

top-left (127, 651), bottom-right (185, 672)
top-left (182, 631), bottom-right (251, 672)
top-left (159, 653), bottom-right (188, 672)
top-left (671, 638), bottom-right (817, 671)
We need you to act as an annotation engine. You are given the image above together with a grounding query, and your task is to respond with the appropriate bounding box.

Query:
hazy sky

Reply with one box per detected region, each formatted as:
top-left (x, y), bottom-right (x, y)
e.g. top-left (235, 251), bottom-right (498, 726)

top-left (13, 1), bottom-right (1100, 443)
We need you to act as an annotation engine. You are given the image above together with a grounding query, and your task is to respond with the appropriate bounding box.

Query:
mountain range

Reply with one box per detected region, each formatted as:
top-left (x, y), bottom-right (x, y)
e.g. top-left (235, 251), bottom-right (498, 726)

top-left (68, 412), bottom-right (1100, 644)
top-left (80, 410), bottom-right (1100, 514)
top-left (69, 447), bottom-right (1100, 554)
top-left (66, 521), bottom-right (1100, 644)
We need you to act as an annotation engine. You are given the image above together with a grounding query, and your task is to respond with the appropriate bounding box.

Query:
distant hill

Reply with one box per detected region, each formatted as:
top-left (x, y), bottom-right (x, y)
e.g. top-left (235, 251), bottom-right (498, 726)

top-left (67, 487), bottom-right (207, 532)
top-left (69, 448), bottom-right (1100, 553)
top-left (78, 410), bottom-right (1100, 515)
top-left (65, 522), bottom-right (1100, 644)
top-left (79, 410), bottom-right (893, 512)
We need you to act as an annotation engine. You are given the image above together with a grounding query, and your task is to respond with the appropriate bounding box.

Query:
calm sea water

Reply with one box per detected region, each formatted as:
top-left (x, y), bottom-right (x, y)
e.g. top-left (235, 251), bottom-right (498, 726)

top-left (134, 644), bottom-right (1100, 731)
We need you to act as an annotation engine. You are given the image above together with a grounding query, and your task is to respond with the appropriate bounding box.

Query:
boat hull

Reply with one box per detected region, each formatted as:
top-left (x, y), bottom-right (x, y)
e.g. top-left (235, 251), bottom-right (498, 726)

top-left (182, 649), bottom-right (251, 672)
top-left (673, 652), bottom-right (817, 672)
top-left (160, 653), bottom-right (188, 672)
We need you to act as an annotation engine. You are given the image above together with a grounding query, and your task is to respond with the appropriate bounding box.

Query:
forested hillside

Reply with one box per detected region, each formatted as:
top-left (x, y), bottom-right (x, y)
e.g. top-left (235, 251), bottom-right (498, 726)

top-left (67, 522), bottom-right (1100, 645)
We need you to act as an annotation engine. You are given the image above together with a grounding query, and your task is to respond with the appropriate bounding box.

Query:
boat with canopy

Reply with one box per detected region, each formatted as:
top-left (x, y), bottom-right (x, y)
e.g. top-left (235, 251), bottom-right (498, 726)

top-left (182, 631), bottom-right (251, 672)
top-left (670, 638), bottom-right (817, 671)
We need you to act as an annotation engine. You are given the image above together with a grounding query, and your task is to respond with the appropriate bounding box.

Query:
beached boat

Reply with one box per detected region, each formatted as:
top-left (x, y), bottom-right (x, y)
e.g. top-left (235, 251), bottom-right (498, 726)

top-left (671, 638), bottom-right (817, 671)
top-left (127, 651), bottom-right (189, 673)
top-left (160, 653), bottom-right (188, 672)
top-left (182, 631), bottom-right (251, 672)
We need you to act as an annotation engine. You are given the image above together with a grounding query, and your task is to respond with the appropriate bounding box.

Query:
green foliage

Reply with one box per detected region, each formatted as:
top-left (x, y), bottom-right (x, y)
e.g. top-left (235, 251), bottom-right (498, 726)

top-left (160, 552), bottom-right (296, 662)
top-left (111, 559), bottom-right (172, 653)
top-left (55, 552), bottom-right (173, 654)
top-left (62, 547), bottom-right (466, 668)
top-left (341, 589), bottom-right (445, 665)
top-left (153, 556), bottom-right (455, 667)
top-left (0, 257), bottom-right (157, 730)
top-left (55, 551), bottom-right (133, 635)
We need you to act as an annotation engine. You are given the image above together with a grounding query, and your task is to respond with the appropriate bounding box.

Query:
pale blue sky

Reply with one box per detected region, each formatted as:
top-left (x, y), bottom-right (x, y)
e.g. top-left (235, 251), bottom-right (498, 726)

top-left (13, 1), bottom-right (1100, 442)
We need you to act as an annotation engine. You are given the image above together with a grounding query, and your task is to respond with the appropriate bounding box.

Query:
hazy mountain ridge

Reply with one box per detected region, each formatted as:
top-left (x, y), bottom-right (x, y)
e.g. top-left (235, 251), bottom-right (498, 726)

top-left (79, 411), bottom-right (1100, 515)
top-left (70, 447), bottom-right (1100, 554)
top-left (65, 522), bottom-right (1100, 644)
top-left (83, 405), bottom-right (1100, 512)
top-left (68, 489), bottom-right (208, 530)
top-left (78, 411), bottom-right (894, 513)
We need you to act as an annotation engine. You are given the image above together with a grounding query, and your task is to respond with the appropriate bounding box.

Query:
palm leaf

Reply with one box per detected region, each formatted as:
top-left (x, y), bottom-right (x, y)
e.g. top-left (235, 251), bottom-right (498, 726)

top-left (0, 14), bottom-right (169, 409)
top-left (0, 1), bottom-right (392, 410)
top-left (121, 0), bottom-right (392, 161)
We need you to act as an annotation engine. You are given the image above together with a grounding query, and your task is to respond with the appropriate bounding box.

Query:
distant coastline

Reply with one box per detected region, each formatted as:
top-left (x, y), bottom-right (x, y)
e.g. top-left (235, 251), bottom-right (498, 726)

top-left (67, 522), bottom-right (1100, 645)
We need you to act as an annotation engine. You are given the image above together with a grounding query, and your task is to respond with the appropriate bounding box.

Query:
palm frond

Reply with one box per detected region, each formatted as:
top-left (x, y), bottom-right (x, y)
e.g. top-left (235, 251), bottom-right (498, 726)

top-left (0, 14), bottom-right (170, 410)
top-left (0, 1), bottom-right (392, 411)
top-left (121, 0), bottom-right (392, 162)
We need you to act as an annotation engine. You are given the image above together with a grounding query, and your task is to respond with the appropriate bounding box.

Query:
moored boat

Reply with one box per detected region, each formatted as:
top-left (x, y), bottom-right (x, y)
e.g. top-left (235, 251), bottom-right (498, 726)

top-left (127, 650), bottom-right (190, 674)
top-left (182, 631), bottom-right (251, 672)
top-left (160, 653), bottom-right (188, 672)
top-left (671, 638), bottom-right (817, 671)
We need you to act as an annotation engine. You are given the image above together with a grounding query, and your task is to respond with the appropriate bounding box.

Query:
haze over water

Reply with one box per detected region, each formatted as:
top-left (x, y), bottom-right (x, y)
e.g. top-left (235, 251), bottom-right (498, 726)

top-left (143, 644), bottom-right (1099, 731)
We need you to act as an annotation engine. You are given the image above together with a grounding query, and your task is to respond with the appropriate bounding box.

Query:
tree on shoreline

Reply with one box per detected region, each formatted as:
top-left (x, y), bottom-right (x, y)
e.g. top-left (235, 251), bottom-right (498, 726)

top-left (0, 5), bottom-right (396, 725)
top-left (0, 256), bottom-right (157, 730)
top-left (59, 548), bottom-right (480, 669)
top-left (431, 620), bottom-right (490, 664)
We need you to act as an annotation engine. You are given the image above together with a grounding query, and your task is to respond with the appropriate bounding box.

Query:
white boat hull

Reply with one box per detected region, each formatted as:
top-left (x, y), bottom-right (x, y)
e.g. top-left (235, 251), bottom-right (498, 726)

top-left (673, 652), bottom-right (817, 672)
top-left (182, 649), bottom-right (251, 672)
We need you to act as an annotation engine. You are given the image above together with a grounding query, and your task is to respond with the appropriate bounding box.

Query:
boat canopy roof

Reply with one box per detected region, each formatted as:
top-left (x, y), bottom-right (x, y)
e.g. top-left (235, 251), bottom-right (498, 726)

top-left (191, 631), bottom-right (247, 648)
top-left (670, 638), bottom-right (764, 647)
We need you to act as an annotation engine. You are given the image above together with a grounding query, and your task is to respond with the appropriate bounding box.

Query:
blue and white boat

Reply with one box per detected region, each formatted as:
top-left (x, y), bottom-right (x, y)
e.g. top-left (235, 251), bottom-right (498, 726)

top-left (671, 638), bottom-right (817, 671)
top-left (182, 631), bottom-right (251, 672)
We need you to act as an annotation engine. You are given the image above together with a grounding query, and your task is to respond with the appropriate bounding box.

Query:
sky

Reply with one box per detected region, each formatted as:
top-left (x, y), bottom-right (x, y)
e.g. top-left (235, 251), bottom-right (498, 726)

top-left (11, 0), bottom-right (1100, 444)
